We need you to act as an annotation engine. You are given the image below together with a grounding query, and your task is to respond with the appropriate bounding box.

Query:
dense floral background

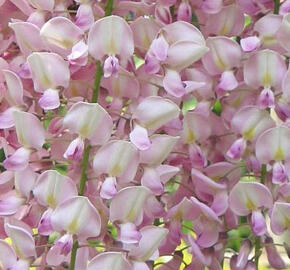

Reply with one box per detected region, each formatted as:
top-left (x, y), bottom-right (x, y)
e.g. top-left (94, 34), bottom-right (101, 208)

top-left (0, 0), bottom-right (290, 269)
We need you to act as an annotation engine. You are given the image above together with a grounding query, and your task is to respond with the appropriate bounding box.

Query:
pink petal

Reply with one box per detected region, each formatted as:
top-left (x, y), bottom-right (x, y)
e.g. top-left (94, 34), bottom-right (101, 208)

top-left (265, 237), bottom-right (286, 269)
top-left (129, 226), bottom-right (168, 261)
top-left (40, 17), bottom-right (83, 55)
top-left (3, 69), bottom-right (24, 106)
top-left (63, 101), bottom-right (113, 145)
top-left (177, 1), bottom-right (192, 22)
top-left (14, 167), bottom-right (37, 198)
top-left (144, 53), bottom-right (161, 74)
top-left (236, 240), bottom-right (252, 268)
top-left (240, 36), bottom-right (261, 52)
top-left (217, 70), bottom-right (238, 91)
top-left (38, 88), bottom-right (60, 110)
top-left (0, 107), bottom-right (17, 129)
top-left (141, 167), bottom-right (163, 195)
top-left (163, 68), bottom-right (185, 97)
top-left (0, 191), bottom-right (25, 215)
top-left (183, 112), bottom-right (211, 143)
top-left (251, 210), bottom-right (267, 236)
top-left (257, 87), bottom-right (275, 109)
top-left (4, 222), bottom-right (36, 259)
top-left (272, 162), bottom-right (288, 184)
top-left (244, 49), bottom-right (287, 89)
top-left (93, 140), bottom-right (139, 183)
top-left (150, 35), bottom-right (169, 62)
top-left (88, 252), bottom-right (132, 270)
top-left (166, 41), bottom-right (208, 71)
top-left (119, 222), bottom-right (142, 244)
top-left (189, 143), bottom-right (207, 169)
top-left (0, 171), bottom-right (14, 195)
top-left (13, 111), bottom-right (45, 149)
top-left (255, 126), bottom-right (290, 164)
top-left (133, 96), bottom-right (180, 131)
top-left (63, 137), bottom-right (84, 161)
top-left (88, 15), bottom-right (134, 61)
top-left (75, 3), bottom-right (94, 31)
top-left (3, 147), bottom-right (31, 171)
top-left (229, 182), bottom-right (273, 216)
top-left (9, 21), bottom-right (45, 56)
top-left (51, 196), bottom-right (101, 238)
top-left (129, 124), bottom-right (151, 151)
top-left (109, 186), bottom-right (150, 225)
top-left (156, 164), bottom-right (179, 184)
top-left (33, 170), bottom-right (77, 208)
top-left (103, 55), bottom-right (120, 78)
top-left (38, 208), bottom-right (54, 235)
top-left (226, 138), bottom-right (247, 160)
top-left (0, 240), bottom-right (17, 269)
top-left (140, 135), bottom-right (179, 166)
top-left (27, 52), bottom-right (70, 92)
top-left (100, 177), bottom-right (117, 200)
top-left (200, 0), bottom-right (222, 14)
top-left (68, 40), bottom-right (88, 66)
top-left (28, 0), bottom-right (54, 11)
top-left (270, 202), bottom-right (290, 235)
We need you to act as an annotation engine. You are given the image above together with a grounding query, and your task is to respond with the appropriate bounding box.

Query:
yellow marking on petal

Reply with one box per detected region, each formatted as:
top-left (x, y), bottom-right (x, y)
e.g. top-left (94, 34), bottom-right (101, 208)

top-left (186, 129), bottom-right (196, 144)
top-left (243, 127), bottom-right (255, 140)
top-left (67, 219), bottom-right (78, 234)
top-left (110, 164), bottom-right (122, 176)
top-left (79, 124), bottom-right (90, 138)
top-left (285, 217), bottom-right (290, 228)
top-left (245, 198), bottom-right (256, 211)
top-left (142, 34), bottom-right (151, 48)
top-left (262, 71), bottom-right (272, 86)
top-left (41, 74), bottom-right (52, 88)
top-left (219, 24), bottom-right (229, 36)
top-left (46, 193), bottom-right (56, 208)
top-left (233, 97), bottom-right (242, 108)
top-left (274, 147), bottom-right (284, 161)
top-left (127, 208), bottom-right (137, 221)
top-left (44, 36), bottom-right (74, 49)
top-left (262, 35), bottom-right (276, 46)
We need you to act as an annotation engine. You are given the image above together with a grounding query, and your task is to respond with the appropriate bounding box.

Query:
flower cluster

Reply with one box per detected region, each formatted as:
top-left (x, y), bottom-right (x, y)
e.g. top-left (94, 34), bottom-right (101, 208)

top-left (0, 0), bottom-right (289, 269)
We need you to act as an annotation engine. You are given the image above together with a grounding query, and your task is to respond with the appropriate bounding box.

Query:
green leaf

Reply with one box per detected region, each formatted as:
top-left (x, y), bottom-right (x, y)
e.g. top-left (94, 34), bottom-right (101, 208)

top-left (212, 100), bottom-right (222, 116)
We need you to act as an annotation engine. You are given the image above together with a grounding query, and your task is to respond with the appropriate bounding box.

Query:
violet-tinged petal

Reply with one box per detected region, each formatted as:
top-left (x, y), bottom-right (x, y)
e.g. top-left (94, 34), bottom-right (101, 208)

top-left (163, 69), bottom-right (185, 98)
top-left (265, 237), bottom-right (286, 269)
top-left (226, 138), bottom-right (246, 160)
top-left (150, 35), bottom-right (169, 62)
top-left (144, 53), bottom-right (161, 74)
top-left (189, 143), bottom-right (207, 169)
top-left (236, 240), bottom-right (252, 269)
top-left (257, 87), bottom-right (275, 109)
top-left (119, 222), bottom-right (142, 244)
top-left (177, 1), bottom-right (192, 22)
top-left (100, 177), bottom-right (117, 200)
top-left (272, 162), bottom-right (288, 184)
top-left (251, 210), bottom-right (267, 236)
top-left (141, 167), bottom-right (163, 195)
top-left (63, 137), bottom-right (84, 161)
top-left (75, 3), bottom-right (94, 31)
top-left (38, 88), bottom-right (60, 110)
top-left (240, 36), bottom-right (261, 52)
top-left (3, 147), bottom-right (31, 171)
top-left (129, 124), bottom-right (151, 151)
top-left (38, 208), bottom-right (54, 236)
top-left (87, 252), bottom-right (132, 270)
top-left (3, 69), bottom-right (24, 106)
top-left (0, 107), bottom-right (17, 129)
top-left (217, 70), bottom-right (238, 91)
top-left (103, 55), bottom-right (120, 78)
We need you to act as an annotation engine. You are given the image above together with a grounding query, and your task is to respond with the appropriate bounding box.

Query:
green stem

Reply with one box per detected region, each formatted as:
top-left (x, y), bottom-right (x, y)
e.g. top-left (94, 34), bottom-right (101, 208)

top-left (273, 0), bottom-right (280, 14)
top-left (261, 164), bottom-right (267, 184)
top-left (78, 145), bottom-right (92, 196)
top-left (254, 237), bottom-right (261, 269)
top-left (91, 61), bottom-right (103, 103)
top-left (69, 241), bottom-right (78, 270)
top-left (105, 0), bottom-right (114, 16)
